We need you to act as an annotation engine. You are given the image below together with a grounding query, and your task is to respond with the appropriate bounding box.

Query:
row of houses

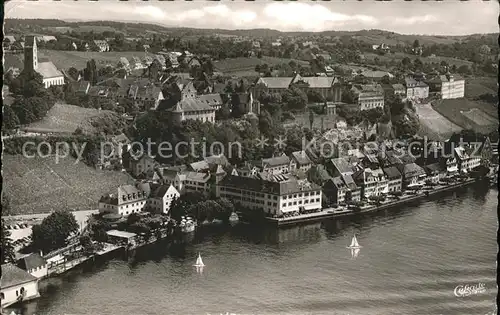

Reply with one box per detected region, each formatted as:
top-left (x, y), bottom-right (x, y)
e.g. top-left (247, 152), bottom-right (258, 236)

top-left (98, 133), bottom-right (493, 219)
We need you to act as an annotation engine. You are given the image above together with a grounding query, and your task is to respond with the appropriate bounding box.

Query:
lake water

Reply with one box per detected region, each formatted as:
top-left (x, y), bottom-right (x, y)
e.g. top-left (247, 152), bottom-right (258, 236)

top-left (13, 185), bottom-right (498, 315)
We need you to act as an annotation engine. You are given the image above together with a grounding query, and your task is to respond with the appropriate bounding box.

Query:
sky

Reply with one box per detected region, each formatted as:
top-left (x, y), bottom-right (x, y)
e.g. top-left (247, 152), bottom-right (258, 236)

top-left (5, 0), bottom-right (499, 36)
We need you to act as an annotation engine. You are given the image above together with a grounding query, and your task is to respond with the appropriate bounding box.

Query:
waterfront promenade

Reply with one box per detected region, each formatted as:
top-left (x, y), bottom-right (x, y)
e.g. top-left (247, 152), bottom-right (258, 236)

top-left (266, 178), bottom-right (478, 227)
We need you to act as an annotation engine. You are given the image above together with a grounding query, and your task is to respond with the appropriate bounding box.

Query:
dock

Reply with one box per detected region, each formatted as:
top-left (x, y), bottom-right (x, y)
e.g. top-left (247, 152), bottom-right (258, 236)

top-left (266, 178), bottom-right (478, 227)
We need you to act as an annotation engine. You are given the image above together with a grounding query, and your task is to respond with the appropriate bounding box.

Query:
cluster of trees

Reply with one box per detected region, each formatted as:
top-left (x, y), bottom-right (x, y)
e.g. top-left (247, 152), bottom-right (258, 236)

top-left (169, 192), bottom-right (235, 223)
top-left (32, 211), bottom-right (79, 254)
top-left (1, 219), bottom-right (16, 264)
top-left (3, 71), bottom-right (58, 130)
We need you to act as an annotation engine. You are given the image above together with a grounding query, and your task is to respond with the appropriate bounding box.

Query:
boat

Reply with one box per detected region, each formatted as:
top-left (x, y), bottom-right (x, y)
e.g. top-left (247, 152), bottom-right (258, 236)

top-left (193, 253), bottom-right (205, 267)
top-left (212, 219), bottom-right (224, 225)
top-left (228, 212), bottom-right (239, 223)
top-left (346, 234), bottom-right (362, 249)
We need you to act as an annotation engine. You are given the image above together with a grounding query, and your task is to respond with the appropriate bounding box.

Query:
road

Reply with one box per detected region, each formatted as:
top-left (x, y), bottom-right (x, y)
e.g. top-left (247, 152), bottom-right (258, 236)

top-left (5, 210), bottom-right (99, 241)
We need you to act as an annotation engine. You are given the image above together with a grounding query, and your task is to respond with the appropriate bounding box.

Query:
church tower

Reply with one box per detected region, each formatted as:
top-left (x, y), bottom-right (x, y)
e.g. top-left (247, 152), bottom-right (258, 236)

top-left (24, 35), bottom-right (38, 73)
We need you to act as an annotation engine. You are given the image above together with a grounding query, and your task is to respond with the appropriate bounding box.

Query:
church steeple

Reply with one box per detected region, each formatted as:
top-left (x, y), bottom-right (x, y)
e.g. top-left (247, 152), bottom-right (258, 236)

top-left (24, 35), bottom-right (38, 73)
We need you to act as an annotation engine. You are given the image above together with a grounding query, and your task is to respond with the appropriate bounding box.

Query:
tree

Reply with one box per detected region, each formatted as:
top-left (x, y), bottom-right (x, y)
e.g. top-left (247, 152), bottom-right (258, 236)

top-left (83, 59), bottom-right (97, 84)
top-left (230, 93), bottom-right (246, 118)
top-left (79, 234), bottom-right (95, 256)
top-left (215, 103), bottom-right (231, 120)
top-left (2, 106), bottom-right (20, 130)
top-left (309, 110), bottom-right (315, 130)
top-left (341, 90), bottom-right (356, 104)
top-left (1, 219), bottom-right (16, 264)
top-left (457, 65), bottom-right (471, 75)
top-left (413, 39), bottom-right (420, 48)
top-left (282, 87), bottom-right (308, 111)
top-left (67, 67), bottom-right (80, 81)
top-left (32, 210), bottom-right (79, 253)
top-left (306, 90), bottom-right (325, 103)
top-left (401, 57), bottom-right (411, 69)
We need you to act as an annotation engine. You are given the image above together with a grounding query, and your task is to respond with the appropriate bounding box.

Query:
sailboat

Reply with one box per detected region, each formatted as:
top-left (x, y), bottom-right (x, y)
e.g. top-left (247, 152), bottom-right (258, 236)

top-left (346, 234), bottom-right (362, 249)
top-left (193, 253), bottom-right (205, 267)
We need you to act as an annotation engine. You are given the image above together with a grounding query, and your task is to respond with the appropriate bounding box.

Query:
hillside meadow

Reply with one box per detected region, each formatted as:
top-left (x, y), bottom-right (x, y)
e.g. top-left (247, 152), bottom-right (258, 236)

top-left (3, 154), bottom-right (134, 215)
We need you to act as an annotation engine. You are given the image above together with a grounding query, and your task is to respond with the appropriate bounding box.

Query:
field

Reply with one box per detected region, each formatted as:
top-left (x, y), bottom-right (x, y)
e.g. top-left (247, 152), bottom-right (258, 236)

top-left (464, 77), bottom-right (497, 99)
top-left (415, 103), bottom-right (462, 141)
top-left (363, 52), bottom-right (473, 68)
top-left (432, 99), bottom-right (498, 134)
top-left (214, 56), bottom-right (309, 75)
top-left (23, 103), bottom-right (121, 134)
top-left (5, 50), bottom-right (153, 71)
top-left (39, 50), bottom-right (154, 70)
top-left (3, 154), bottom-right (134, 215)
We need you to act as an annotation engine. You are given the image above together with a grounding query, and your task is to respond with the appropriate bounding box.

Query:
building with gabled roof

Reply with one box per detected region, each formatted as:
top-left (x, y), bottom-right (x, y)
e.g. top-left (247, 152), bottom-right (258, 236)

top-left (17, 253), bottom-right (47, 279)
top-left (92, 40), bottom-right (109, 52)
top-left (147, 183), bottom-right (180, 214)
top-left (405, 77), bottom-right (429, 100)
top-left (24, 35), bottom-right (64, 88)
top-left (216, 175), bottom-right (322, 216)
top-left (252, 73), bottom-right (342, 102)
top-left (98, 184), bottom-right (149, 216)
top-left (1, 263), bottom-right (41, 307)
top-left (289, 151), bottom-right (313, 172)
top-left (382, 166), bottom-right (402, 193)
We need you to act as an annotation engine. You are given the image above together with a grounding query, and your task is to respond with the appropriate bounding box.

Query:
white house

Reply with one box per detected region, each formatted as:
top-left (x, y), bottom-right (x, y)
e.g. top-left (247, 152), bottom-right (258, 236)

top-left (147, 184), bottom-right (180, 214)
top-left (427, 74), bottom-right (465, 99)
top-left (1, 264), bottom-right (40, 308)
top-left (17, 253), bottom-right (48, 279)
top-left (98, 185), bottom-right (148, 216)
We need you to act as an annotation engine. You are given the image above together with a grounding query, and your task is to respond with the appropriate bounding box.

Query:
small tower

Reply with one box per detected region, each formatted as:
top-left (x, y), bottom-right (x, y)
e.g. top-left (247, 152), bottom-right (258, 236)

top-left (24, 35), bottom-right (38, 73)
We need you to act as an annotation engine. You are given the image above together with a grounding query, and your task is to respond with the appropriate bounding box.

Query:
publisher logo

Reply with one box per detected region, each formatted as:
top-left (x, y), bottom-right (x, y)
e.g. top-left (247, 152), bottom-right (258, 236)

top-left (454, 283), bottom-right (486, 297)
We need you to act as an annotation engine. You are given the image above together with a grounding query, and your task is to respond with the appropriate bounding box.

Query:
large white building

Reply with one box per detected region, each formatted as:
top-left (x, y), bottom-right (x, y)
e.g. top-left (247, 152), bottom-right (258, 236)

top-left (428, 74), bottom-right (465, 99)
top-left (24, 36), bottom-right (64, 88)
top-left (351, 84), bottom-right (385, 111)
top-left (216, 175), bottom-right (322, 217)
top-left (99, 183), bottom-right (180, 216)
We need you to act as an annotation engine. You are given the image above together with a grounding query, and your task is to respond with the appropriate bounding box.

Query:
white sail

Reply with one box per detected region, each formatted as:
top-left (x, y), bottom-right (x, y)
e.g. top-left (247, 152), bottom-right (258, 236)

top-left (195, 253), bottom-right (204, 266)
top-left (347, 234), bottom-right (362, 249)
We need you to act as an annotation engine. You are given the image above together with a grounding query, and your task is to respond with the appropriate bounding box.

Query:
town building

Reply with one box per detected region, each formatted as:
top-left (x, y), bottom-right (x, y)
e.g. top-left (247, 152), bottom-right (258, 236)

top-left (360, 70), bottom-right (394, 82)
top-left (258, 154), bottom-right (296, 176)
top-left (427, 74), bottom-right (465, 99)
top-left (216, 175), bottom-right (322, 216)
top-left (230, 93), bottom-right (260, 115)
top-left (24, 36), bottom-right (64, 88)
top-left (146, 184), bottom-right (180, 214)
top-left (92, 40), bottom-right (110, 52)
top-left (1, 264), bottom-right (41, 308)
top-left (323, 173), bottom-right (360, 205)
top-left (125, 154), bottom-right (158, 177)
top-left (392, 84), bottom-right (406, 98)
top-left (118, 57), bottom-right (131, 71)
top-left (382, 166), bottom-right (403, 193)
top-left (352, 168), bottom-right (389, 198)
top-left (424, 163), bottom-right (442, 183)
top-left (396, 163), bottom-right (426, 188)
top-left (405, 77), bottom-right (429, 100)
top-left (17, 253), bottom-right (47, 279)
top-left (251, 73), bottom-right (342, 102)
top-left (198, 93), bottom-right (224, 111)
top-left (290, 151), bottom-right (313, 172)
top-left (98, 184), bottom-right (148, 216)
top-left (351, 84), bottom-right (385, 110)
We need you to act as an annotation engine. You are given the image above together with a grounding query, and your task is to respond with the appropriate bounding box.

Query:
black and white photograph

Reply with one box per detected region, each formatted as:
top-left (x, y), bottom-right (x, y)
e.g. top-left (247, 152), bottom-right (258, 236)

top-left (1, 1), bottom-right (498, 314)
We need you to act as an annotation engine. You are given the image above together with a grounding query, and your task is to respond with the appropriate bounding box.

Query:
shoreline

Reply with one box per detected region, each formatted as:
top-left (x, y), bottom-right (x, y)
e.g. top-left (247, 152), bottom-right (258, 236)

top-left (266, 178), bottom-right (479, 227)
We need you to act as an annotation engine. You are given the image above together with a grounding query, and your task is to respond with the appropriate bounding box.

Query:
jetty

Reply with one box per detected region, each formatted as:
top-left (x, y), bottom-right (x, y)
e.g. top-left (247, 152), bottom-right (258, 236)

top-left (266, 178), bottom-right (478, 227)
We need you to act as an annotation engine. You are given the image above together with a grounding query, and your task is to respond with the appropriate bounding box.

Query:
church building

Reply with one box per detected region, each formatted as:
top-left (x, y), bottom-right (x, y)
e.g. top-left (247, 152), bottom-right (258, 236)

top-left (24, 36), bottom-right (65, 88)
